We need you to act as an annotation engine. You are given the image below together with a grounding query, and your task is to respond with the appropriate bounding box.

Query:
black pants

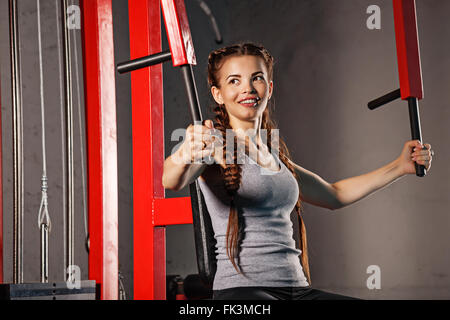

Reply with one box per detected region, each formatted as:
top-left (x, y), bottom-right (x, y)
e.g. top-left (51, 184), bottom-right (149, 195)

top-left (213, 286), bottom-right (361, 300)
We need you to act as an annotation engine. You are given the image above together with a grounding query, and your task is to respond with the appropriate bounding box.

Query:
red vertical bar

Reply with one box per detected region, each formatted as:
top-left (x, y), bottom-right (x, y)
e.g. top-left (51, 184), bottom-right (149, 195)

top-left (128, 0), bottom-right (165, 300)
top-left (160, 0), bottom-right (196, 66)
top-left (80, 0), bottom-right (119, 300)
top-left (154, 227), bottom-right (166, 299)
top-left (393, 0), bottom-right (423, 100)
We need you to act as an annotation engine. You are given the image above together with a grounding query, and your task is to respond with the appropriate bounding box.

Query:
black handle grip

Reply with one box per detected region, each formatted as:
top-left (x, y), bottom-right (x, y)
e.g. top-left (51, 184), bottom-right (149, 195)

top-left (368, 89), bottom-right (401, 110)
top-left (180, 64), bottom-right (203, 122)
top-left (117, 50), bottom-right (172, 74)
top-left (180, 64), bottom-right (217, 285)
top-left (408, 97), bottom-right (426, 177)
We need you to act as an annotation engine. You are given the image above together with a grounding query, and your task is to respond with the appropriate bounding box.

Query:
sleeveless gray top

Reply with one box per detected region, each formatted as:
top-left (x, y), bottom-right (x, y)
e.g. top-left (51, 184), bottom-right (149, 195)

top-left (198, 153), bottom-right (310, 290)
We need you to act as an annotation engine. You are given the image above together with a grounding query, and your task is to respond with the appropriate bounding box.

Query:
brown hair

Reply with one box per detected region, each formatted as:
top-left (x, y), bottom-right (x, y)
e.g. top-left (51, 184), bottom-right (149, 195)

top-left (207, 42), bottom-right (311, 285)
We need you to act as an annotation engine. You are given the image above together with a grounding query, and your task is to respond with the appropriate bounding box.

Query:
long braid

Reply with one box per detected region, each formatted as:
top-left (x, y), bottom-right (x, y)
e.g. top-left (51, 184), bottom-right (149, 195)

top-left (212, 104), bottom-right (243, 273)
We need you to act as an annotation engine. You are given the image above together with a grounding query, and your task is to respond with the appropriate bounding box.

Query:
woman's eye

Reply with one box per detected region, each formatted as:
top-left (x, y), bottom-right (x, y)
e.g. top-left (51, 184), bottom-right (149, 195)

top-left (254, 75), bottom-right (264, 81)
top-left (230, 79), bottom-right (239, 84)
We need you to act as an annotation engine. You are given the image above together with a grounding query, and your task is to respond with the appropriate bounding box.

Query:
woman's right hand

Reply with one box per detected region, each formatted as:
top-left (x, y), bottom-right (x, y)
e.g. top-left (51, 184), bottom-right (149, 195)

top-left (174, 119), bottom-right (217, 165)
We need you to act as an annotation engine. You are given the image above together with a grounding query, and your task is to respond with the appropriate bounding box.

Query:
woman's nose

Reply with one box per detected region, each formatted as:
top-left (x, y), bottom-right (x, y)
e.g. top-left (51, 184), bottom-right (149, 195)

top-left (242, 80), bottom-right (256, 93)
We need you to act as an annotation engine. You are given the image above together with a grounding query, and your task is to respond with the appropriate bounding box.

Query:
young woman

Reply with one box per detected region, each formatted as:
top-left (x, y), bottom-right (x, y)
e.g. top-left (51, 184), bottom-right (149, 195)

top-left (162, 42), bottom-right (434, 300)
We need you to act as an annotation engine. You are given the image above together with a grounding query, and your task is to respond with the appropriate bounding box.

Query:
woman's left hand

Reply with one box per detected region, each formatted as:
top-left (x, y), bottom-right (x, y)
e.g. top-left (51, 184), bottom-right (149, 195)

top-left (397, 140), bottom-right (434, 175)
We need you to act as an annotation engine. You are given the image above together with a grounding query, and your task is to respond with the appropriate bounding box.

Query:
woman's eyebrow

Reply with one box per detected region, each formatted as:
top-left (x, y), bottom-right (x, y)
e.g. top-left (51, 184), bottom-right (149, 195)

top-left (226, 71), bottom-right (264, 80)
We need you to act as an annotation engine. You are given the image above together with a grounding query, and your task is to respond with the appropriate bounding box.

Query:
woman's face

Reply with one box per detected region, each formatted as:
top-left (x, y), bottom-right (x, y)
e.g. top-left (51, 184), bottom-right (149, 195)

top-left (211, 55), bottom-right (273, 131)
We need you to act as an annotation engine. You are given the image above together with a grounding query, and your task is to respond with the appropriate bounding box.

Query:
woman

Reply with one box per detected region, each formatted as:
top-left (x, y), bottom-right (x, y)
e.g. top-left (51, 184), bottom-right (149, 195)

top-left (162, 42), bottom-right (434, 300)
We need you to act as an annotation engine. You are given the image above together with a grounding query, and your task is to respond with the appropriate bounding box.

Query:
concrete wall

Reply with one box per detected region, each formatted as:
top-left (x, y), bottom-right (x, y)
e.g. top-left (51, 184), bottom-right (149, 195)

top-left (0, 0), bottom-right (88, 284)
top-left (1, 0), bottom-right (449, 299)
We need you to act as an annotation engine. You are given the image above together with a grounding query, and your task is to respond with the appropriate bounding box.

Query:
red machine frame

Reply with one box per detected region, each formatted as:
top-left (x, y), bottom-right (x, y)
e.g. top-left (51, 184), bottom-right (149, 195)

top-left (0, 0), bottom-right (195, 300)
top-left (128, 0), bottom-right (193, 300)
top-left (80, 0), bottom-right (119, 300)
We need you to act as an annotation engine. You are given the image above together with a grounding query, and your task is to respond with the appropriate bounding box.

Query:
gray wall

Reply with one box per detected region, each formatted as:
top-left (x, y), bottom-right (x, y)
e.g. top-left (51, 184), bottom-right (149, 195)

top-left (1, 0), bottom-right (449, 300)
top-left (0, 0), bottom-right (88, 284)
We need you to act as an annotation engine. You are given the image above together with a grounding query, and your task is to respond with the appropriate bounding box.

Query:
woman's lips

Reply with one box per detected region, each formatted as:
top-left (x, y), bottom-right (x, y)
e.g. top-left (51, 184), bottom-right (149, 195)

top-left (238, 98), bottom-right (259, 107)
top-left (240, 102), bottom-right (257, 107)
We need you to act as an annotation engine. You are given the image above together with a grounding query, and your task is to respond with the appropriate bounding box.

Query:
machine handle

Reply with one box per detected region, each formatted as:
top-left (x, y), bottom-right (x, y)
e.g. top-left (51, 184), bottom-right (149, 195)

top-left (368, 89), bottom-right (401, 110)
top-left (408, 97), bottom-right (426, 177)
top-left (117, 50), bottom-right (172, 74)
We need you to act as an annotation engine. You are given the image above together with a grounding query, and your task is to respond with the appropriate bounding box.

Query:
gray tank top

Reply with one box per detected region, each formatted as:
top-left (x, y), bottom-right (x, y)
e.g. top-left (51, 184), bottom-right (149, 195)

top-left (198, 153), bottom-right (310, 290)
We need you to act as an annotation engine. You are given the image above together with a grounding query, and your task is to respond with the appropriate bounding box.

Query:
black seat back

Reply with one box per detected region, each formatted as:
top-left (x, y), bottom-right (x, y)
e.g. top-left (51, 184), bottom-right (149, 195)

top-left (189, 181), bottom-right (217, 287)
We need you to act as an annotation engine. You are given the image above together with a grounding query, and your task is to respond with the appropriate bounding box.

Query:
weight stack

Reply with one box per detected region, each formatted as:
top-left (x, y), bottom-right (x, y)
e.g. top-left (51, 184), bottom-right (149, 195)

top-left (0, 280), bottom-right (97, 300)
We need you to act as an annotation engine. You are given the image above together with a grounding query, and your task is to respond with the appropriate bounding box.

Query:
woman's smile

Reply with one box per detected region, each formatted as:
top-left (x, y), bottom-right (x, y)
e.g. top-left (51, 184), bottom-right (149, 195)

top-left (238, 96), bottom-right (261, 108)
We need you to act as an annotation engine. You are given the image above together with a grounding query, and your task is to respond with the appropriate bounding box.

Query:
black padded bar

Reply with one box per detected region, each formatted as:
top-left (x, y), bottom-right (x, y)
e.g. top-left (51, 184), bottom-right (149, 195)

top-left (368, 88), bottom-right (401, 110)
top-left (117, 50), bottom-right (172, 74)
top-left (408, 97), bottom-right (426, 177)
top-left (180, 63), bottom-right (217, 285)
top-left (180, 64), bottom-right (202, 122)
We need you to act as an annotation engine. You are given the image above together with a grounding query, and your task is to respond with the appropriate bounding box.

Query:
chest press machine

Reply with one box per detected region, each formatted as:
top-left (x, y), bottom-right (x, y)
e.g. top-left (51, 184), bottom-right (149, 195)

top-left (368, 0), bottom-right (427, 177)
top-left (119, 0), bottom-right (430, 299)
top-left (0, 0), bottom-right (217, 301)
top-left (1, 0), bottom-right (119, 300)
top-left (0, 0), bottom-right (428, 301)
top-left (117, 0), bottom-right (217, 299)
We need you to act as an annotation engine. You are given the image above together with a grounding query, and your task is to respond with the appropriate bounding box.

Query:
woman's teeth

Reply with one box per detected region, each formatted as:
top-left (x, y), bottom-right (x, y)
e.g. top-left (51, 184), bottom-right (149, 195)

top-left (239, 99), bottom-right (258, 107)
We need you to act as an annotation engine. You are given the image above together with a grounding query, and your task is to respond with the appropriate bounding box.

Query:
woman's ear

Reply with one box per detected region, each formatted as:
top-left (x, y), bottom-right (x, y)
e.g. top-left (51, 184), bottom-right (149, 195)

top-left (268, 81), bottom-right (274, 100)
top-left (211, 86), bottom-right (224, 105)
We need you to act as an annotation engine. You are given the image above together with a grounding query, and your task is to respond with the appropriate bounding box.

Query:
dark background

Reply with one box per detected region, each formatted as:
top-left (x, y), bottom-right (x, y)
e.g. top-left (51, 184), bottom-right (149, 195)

top-left (1, 0), bottom-right (449, 299)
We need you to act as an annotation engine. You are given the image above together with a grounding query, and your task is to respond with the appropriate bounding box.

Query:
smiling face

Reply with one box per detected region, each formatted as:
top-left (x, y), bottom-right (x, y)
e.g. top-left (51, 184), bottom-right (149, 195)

top-left (210, 55), bottom-right (273, 132)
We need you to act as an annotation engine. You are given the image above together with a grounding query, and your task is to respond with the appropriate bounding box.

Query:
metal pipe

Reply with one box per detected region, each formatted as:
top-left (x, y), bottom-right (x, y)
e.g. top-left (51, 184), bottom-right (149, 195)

top-left (117, 50), bottom-right (172, 74)
top-left (408, 97), bottom-right (426, 177)
top-left (62, 0), bottom-right (75, 280)
top-left (180, 64), bottom-right (202, 122)
top-left (9, 0), bottom-right (24, 284)
top-left (368, 89), bottom-right (401, 110)
top-left (195, 0), bottom-right (223, 44)
top-left (40, 223), bottom-right (49, 283)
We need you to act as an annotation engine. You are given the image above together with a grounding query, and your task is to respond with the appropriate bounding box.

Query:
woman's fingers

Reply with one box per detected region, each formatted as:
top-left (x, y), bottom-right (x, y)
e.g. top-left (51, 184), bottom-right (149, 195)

top-left (411, 151), bottom-right (431, 159)
top-left (187, 132), bottom-right (215, 146)
top-left (410, 142), bottom-right (433, 170)
top-left (411, 151), bottom-right (433, 159)
top-left (411, 155), bottom-right (432, 170)
top-left (412, 143), bottom-right (433, 158)
top-left (415, 159), bottom-right (431, 170)
top-left (184, 129), bottom-right (217, 163)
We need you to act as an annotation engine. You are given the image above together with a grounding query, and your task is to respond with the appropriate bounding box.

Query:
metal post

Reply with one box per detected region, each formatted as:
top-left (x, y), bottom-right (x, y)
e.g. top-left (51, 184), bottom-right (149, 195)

top-left (117, 50), bottom-right (171, 74)
top-left (408, 97), bottom-right (426, 177)
top-left (179, 64), bottom-right (202, 122)
top-left (40, 224), bottom-right (49, 283)
top-left (9, 0), bottom-right (24, 284)
top-left (62, 0), bottom-right (75, 280)
top-left (80, 0), bottom-right (119, 300)
top-left (128, 0), bottom-right (165, 299)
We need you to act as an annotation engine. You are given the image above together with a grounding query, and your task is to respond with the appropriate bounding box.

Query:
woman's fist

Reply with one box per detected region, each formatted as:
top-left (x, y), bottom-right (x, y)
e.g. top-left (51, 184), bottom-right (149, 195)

top-left (173, 120), bottom-right (217, 165)
top-left (397, 140), bottom-right (434, 175)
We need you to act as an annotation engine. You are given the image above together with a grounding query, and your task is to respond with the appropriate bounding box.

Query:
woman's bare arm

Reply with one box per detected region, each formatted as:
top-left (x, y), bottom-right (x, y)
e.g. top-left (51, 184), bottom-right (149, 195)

top-left (288, 140), bottom-right (435, 211)
top-left (162, 149), bottom-right (208, 191)
top-left (288, 159), bottom-right (341, 210)
top-left (288, 158), bottom-right (405, 211)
